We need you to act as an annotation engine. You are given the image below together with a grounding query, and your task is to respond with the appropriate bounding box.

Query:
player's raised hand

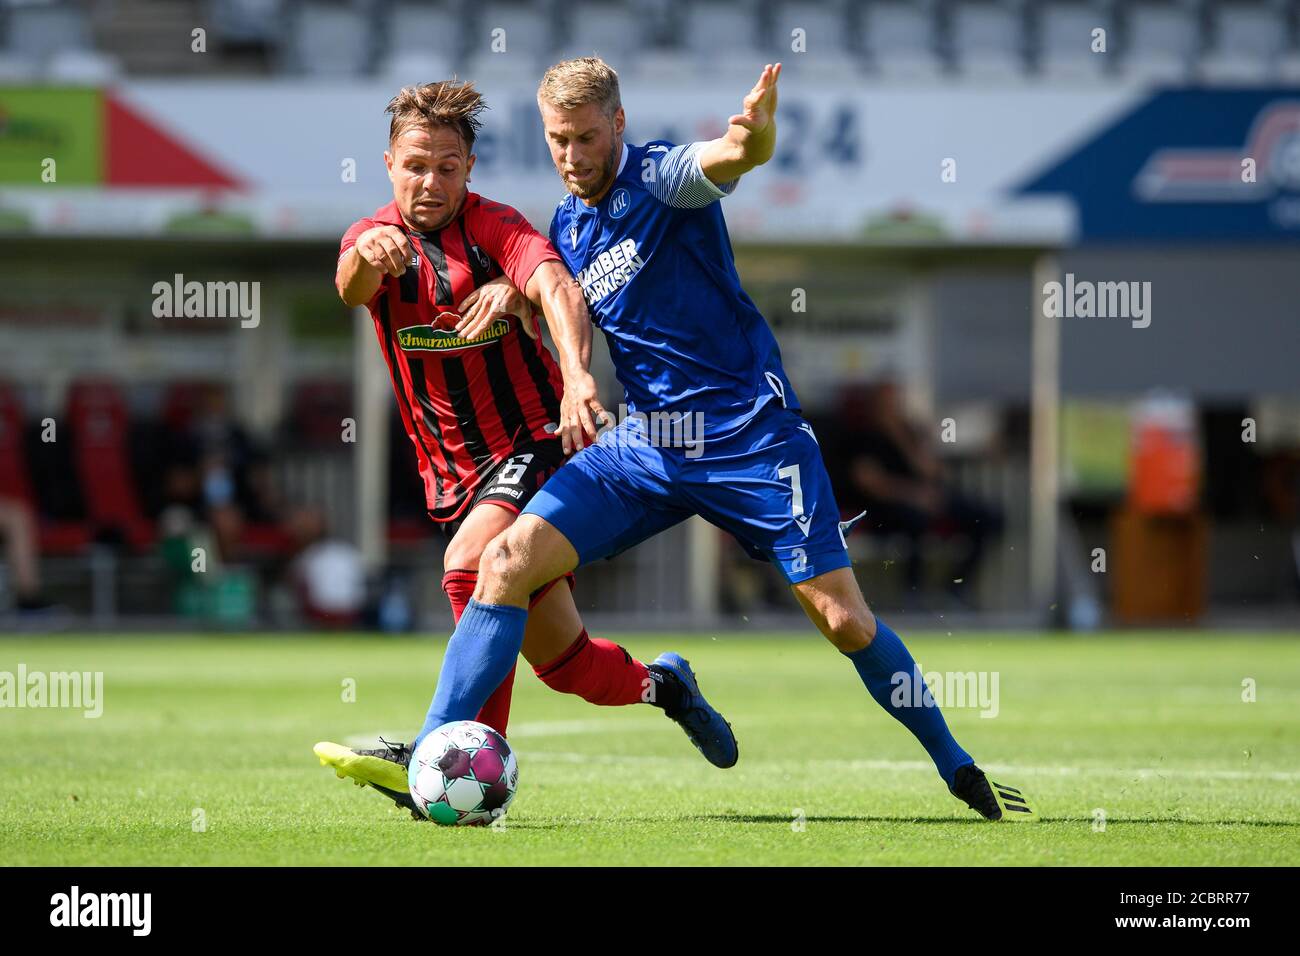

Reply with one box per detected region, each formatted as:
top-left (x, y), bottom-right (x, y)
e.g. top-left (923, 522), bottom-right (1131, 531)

top-left (697, 62), bottom-right (782, 183)
top-left (355, 225), bottom-right (411, 277)
top-left (728, 62), bottom-right (781, 135)
top-left (559, 370), bottom-right (609, 456)
top-left (456, 275), bottom-right (535, 341)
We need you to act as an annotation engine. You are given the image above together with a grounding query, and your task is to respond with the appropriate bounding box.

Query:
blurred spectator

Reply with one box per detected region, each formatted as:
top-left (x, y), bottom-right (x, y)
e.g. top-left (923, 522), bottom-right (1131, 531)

top-left (161, 385), bottom-right (283, 560)
top-left (1260, 446), bottom-right (1300, 597)
top-left (0, 495), bottom-right (61, 617)
top-left (286, 506), bottom-right (365, 628)
top-left (843, 380), bottom-right (1002, 602)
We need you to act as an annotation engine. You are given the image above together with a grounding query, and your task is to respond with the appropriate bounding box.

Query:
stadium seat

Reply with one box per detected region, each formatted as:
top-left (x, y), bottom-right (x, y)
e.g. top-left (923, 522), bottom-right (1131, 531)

top-left (1, 1), bottom-right (91, 70)
top-left (1199, 2), bottom-right (1285, 83)
top-left (160, 381), bottom-right (222, 436)
top-left (383, 1), bottom-right (464, 70)
top-left (681, 0), bottom-right (771, 80)
top-left (1119, 1), bottom-right (1200, 82)
top-left (769, 0), bottom-right (851, 54)
top-left (1037, 1), bottom-right (1114, 81)
top-left (863, 1), bottom-right (944, 81)
top-left (209, 0), bottom-right (289, 47)
top-left (284, 0), bottom-right (376, 77)
top-left (380, 50), bottom-right (454, 86)
top-left (555, 0), bottom-right (643, 66)
top-left (386, 516), bottom-right (429, 547)
top-left (950, 0), bottom-right (1026, 81)
top-left (66, 381), bottom-right (155, 552)
top-left (1279, 49), bottom-right (1300, 83)
top-left (628, 46), bottom-right (696, 83)
top-left (768, 0), bottom-right (861, 79)
top-left (471, 0), bottom-right (556, 66)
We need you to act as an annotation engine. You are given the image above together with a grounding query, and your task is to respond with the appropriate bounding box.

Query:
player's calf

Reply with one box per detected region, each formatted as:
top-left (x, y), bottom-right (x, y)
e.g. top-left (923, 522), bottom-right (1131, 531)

top-left (792, 568), bottom-right (875, 653)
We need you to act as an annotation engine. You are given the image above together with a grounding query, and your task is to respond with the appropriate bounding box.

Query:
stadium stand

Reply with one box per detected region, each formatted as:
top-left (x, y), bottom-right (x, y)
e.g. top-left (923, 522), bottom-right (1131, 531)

top-left (2, 0), bottom-right (1299, 83)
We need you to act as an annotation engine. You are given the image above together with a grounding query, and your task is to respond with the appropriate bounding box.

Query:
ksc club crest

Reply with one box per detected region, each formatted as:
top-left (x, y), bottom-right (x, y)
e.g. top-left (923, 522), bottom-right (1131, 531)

top-left (608, 188), bottom-right (630, 220)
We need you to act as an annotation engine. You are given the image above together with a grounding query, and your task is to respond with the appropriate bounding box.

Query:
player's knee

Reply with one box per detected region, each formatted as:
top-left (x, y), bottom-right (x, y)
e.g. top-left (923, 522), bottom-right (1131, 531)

top-left (442, 536), bottom-right (484, 574)
top-left (477, 525), bottom-right (536, 588)
top-left (821, 603), bottom-right (873, 653)
top-left (477, 531), bottom-right (514, 582)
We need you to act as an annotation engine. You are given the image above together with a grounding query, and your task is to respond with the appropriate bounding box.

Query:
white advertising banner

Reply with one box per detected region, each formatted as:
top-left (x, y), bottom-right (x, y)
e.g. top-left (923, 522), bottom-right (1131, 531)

top-left (0, 77), bottom-right (1148, 242)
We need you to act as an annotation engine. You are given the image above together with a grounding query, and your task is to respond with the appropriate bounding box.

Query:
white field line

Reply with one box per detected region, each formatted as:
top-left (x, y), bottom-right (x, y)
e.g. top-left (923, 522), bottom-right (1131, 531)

top-left (347, 723), bottom-right (1300, 782)
top-left (523, 752), bottom-right (1300, 781)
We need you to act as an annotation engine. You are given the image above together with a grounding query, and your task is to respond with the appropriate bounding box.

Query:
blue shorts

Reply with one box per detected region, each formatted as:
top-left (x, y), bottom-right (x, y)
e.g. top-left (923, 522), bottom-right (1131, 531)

top-left (523, 403), bottom-right (852, 585)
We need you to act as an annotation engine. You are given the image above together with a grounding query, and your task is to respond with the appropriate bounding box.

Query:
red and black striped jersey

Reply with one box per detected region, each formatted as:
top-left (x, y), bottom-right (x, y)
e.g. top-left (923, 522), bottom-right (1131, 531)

top-left (340, 194), bottom-right (566, 522)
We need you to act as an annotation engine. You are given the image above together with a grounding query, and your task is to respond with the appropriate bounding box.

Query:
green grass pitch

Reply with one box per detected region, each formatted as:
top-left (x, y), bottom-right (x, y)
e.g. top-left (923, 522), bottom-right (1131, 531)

top-left (2, 631), bottom-right (1297, 865)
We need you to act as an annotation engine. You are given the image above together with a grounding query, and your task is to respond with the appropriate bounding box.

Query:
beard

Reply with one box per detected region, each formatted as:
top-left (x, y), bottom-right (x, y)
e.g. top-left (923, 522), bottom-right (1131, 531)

top-left (563, 139), bottom-right (620, 201)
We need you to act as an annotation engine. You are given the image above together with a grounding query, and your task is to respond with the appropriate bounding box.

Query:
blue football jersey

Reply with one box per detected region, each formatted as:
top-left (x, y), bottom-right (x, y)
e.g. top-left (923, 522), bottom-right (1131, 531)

top-left (548, 140), bottom-right (799, 436)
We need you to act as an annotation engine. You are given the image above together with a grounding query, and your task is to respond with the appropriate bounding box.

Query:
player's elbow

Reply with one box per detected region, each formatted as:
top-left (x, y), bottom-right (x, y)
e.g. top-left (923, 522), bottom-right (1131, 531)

top-left (539, 263), bottom-right (585, 310)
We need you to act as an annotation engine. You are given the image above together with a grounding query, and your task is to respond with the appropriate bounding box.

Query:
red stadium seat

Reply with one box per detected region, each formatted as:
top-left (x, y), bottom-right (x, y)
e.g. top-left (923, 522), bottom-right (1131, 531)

top-left (162, 380), bottom-right (223, 435)
top-left (387, 517), bottom-right (429, 547)
top-left (240, 522), bottom-right (295, 556)
top-left (66, 380), bottom-right (155, 551)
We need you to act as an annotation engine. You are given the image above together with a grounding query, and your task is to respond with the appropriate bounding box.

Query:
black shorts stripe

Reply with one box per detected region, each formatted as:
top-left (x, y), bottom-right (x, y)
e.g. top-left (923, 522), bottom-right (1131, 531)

top-left (482, 344), bottom-right (529, 446)
top-left (417, 231), bottom-right (453, 306)
top-left (440, 356), bottom-right (495, 470)
top-left (515, 335), bottom-right (562, 423)
top-left (379, 295), bottom-right (441, 505)
top-left (405, 354), bottom-right (462, 509)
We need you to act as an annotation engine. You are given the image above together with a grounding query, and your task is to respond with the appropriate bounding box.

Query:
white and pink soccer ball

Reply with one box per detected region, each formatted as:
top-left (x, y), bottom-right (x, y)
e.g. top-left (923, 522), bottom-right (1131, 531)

top-left (408, 720), bottom-right (518, 826)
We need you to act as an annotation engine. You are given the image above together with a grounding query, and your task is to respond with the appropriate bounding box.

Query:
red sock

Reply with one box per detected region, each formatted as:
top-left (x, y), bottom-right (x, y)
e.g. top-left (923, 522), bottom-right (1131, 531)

top-left (442, 568), bottom-right (516, 737)
top-left (533, 630), bottom-right (650, 706)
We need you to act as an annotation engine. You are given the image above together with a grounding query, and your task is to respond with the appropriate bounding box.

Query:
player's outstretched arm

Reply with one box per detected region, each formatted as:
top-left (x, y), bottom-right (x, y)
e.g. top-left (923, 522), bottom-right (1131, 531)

top-left (337, 225), bottom-right (411, 307)
top-left (455, 275), bottom-right (536, 342)
top-left (524, 260), bottom-right (609, 455)
top-left (697, 62), bottom-right (781, 186)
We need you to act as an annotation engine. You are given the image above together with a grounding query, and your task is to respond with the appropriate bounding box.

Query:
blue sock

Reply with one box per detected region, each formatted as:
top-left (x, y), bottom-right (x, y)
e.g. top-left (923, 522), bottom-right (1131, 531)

top-left (415, 599), bottom-right (528, 745)
top-left (844, 617), bottom-right (973, 787)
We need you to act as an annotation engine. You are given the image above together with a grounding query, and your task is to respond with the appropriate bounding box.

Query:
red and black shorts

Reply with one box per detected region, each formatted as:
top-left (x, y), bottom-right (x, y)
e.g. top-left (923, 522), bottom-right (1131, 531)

top-left (436, 436), bottom-right (568, 536)
top-left (436, 436), bottom-right (574, 606)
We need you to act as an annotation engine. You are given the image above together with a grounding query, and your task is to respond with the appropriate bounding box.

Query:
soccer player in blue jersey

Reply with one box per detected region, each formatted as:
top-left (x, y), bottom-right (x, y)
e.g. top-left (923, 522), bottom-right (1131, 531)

top-left (417, 58), bottom-right (1032, 820)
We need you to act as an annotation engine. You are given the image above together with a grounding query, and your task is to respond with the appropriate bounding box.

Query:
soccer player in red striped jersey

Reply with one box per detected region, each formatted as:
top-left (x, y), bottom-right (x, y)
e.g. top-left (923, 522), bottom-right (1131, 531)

top-left (314, 82), bottom-right (731, 817)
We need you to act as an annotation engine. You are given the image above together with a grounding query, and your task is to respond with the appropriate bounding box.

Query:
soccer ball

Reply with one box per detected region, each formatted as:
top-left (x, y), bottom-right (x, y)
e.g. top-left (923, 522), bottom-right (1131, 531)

top-left (408, 720), bottom-right (518, 826)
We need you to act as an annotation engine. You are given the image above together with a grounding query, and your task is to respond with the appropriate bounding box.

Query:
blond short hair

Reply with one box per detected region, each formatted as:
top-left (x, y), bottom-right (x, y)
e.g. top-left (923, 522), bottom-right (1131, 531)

top-left (537, 56), bottom-right (622, 118)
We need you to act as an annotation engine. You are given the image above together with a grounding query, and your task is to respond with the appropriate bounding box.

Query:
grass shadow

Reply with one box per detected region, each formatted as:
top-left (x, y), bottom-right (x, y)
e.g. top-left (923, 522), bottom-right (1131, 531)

top-left (691, 813), bottom-right (1300, 827)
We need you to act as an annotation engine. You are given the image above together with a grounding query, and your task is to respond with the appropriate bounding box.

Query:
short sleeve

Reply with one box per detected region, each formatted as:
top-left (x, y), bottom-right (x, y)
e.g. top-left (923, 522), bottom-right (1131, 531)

top-left (471, 198), bottom-right (562, 293)
top-left (643, 141), bottom-right (739, 209)
top-left (339, 217), bottom-right (377, 261)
